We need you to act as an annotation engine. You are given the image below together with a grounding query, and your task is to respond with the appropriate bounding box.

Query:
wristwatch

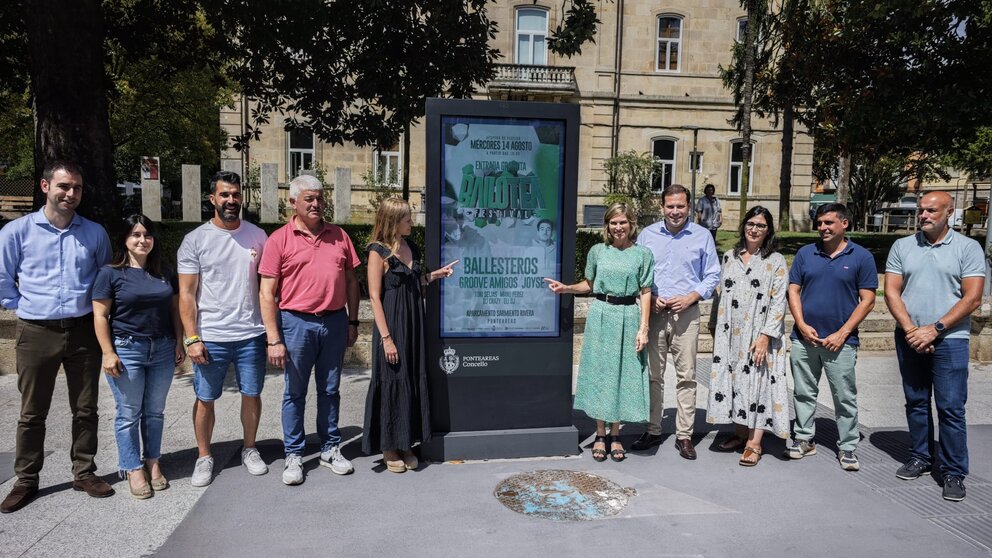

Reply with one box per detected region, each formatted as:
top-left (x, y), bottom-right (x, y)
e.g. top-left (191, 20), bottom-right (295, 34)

top-left (183, 335), bottom-right (202, 348)
top-left (934, 321), bottom-right (946, 333)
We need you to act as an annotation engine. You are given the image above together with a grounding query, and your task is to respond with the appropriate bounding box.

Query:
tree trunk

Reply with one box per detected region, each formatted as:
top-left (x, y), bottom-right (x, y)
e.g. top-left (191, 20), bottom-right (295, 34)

top-left (401, 121), bottom-right (411, 201)
top-left (738, 1), bottom-right (761, 225)
top-left (836, 153), bottom-right (851, 205)
top-left (778, 105), bottom-right (795, 231)
top-left (25, 0), bottom-right (117, 226)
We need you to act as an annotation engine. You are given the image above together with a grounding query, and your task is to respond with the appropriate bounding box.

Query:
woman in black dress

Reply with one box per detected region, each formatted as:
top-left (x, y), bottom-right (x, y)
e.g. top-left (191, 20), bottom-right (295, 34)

top-left (364, 197), bottom-right (456, 472)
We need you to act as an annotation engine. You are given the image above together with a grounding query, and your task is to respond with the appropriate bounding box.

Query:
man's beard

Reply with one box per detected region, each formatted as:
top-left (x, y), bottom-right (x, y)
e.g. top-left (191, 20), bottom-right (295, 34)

top-left (216, 203), bottom-right (240, 222)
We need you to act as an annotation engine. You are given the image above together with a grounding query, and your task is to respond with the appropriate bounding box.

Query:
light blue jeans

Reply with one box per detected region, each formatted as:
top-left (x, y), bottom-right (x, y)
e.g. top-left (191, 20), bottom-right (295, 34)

top-left (106, 335), bottom-right (176, 472)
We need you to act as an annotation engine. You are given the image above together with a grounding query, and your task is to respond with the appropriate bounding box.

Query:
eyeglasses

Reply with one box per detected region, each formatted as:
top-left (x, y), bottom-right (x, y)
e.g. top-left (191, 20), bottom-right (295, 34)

top-left (744, 222), bottom-right (768, 230)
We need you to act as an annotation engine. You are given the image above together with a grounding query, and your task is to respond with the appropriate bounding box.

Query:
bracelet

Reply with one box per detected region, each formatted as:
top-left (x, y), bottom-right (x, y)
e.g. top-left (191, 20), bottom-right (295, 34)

top-left (904, 326), bottom-right (919, 335)
top-left (348, 320), bottom-right (359, 327)
top-left (267, 340), bottom-right (283, 347)
top-left (380, 333), bottom-right (391, 345)
top-left (182, 335), bottom-right (202, 348)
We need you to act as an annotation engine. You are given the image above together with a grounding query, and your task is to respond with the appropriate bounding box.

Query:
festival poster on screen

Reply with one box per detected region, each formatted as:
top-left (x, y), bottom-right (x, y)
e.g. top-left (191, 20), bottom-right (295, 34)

top-left (439, 116), bottom-right (564, 338)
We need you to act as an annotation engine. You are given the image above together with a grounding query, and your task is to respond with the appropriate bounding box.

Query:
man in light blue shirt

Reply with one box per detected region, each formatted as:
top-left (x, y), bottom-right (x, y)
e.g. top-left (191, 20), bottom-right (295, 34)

top-left (634, 184), bottom-right (720, 459)
top-left (885, 191), bottom-right (985, 503)
top-left (0, 161), bottom-right (112, 513)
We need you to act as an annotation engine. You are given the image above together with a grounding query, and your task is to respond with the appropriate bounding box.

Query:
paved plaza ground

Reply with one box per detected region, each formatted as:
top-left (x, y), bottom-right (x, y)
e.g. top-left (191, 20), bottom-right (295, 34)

top-left (1, 353), bottom-right (991, 557)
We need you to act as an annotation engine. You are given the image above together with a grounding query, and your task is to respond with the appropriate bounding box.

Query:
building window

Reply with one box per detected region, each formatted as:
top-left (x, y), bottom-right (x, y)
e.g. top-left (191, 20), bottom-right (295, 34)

top-left (651, 138), bottom-right (677, 191)
top-left (288, 129), bottom-right (315, 180)
top-left (375, 143), bottom-right (401, 188)
top-left (516, 8), bottom-right (548, 65)
top-left (656, 16), bottom-right (682, 72)
top-left (728, 141), bottom-right (755, 195)
top-left (736, 17), bottom-right (747, 42)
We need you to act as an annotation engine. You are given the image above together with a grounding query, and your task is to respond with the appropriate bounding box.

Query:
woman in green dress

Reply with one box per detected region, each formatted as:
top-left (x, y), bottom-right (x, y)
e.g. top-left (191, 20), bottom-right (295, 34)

top-left (545, 203), bottom-right (654, 461)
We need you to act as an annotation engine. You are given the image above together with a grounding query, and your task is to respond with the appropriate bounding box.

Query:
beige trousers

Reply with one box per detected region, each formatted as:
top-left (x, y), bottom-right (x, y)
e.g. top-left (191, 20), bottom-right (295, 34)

top-left (645, 304), bottom-right (700, 438)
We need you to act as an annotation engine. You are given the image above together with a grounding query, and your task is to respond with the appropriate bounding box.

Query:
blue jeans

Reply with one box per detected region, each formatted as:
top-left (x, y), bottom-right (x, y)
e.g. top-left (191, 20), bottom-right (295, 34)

top-left (106, 335), bottom-right (176, 472)
top-left (192, 334), bottom-right (267, 401)
top-left (895, 333), bottom-right (970, 478)
top-left (280, 310), bottom-right (348, 456)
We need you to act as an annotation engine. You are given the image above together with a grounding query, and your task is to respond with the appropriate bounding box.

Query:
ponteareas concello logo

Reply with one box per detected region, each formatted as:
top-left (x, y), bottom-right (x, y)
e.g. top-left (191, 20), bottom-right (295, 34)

top-left (439, 346), bottom-right (460, 375)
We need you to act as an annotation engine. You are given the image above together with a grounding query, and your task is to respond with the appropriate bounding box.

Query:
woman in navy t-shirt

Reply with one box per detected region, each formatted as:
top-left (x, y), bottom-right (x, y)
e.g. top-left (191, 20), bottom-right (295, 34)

top-left (92, 214), bottom-right (184, 499)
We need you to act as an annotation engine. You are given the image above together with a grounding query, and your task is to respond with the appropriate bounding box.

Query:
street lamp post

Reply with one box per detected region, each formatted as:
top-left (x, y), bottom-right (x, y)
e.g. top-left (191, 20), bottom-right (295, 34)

top-left (686, 126), bottom-right (701, 205)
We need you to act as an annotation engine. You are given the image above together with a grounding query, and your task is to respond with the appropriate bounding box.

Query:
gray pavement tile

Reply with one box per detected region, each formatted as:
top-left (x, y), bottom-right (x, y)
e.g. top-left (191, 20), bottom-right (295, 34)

top-left (0, 451), bottom-right (13, 485)
top-left (875, 484), bottom-right (989, 517)
top-left (930, 516), bottom-right (992, 552)
top-left (3, 352), bottom-right (992, 557)
top-left (154, 431), bottom-right (988, 558)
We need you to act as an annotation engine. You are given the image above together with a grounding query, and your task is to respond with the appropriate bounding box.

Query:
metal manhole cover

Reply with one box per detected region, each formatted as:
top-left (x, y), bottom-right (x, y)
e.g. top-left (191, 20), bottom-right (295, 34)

top-left (494, 469), bottom-right (635, 521)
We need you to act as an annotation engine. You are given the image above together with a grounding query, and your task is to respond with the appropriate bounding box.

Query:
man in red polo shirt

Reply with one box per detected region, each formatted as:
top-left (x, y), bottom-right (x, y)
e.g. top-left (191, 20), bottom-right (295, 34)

top-left (259, 174), bottom-right (360, 486)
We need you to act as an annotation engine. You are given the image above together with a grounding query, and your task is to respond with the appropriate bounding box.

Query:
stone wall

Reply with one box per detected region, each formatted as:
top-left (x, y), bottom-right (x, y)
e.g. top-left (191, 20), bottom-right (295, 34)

top-left (4, 298), bottom-right (992, 375)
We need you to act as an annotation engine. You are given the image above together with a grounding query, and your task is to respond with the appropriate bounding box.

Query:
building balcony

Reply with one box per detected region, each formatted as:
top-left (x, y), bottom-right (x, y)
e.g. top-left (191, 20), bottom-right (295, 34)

top-left (487, 63), bottom-right (577, 100)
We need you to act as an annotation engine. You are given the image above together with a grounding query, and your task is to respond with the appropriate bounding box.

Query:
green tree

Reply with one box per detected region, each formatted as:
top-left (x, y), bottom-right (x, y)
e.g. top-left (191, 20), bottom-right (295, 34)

top-left (947, 127), bottom-right (992, 180)
top-left (720, 0), bottom-right (769, 226)
top-left (0, 88), bottom-right (33, 179)
top-left (847, 156), bottom-right (910, 231)
top-left (0, 0), bottom-right (601, 224)
top-left (602, 150), bottom-right (662, 220)
top-left (721, 0), bottom-right (824, 230)
top-left (804, 0), bottom-right (992, 166)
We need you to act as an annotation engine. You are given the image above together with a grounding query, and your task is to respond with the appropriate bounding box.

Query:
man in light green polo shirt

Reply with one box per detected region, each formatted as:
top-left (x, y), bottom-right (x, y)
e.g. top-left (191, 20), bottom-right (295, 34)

top-left (884, 191), bottom-right (985, 503)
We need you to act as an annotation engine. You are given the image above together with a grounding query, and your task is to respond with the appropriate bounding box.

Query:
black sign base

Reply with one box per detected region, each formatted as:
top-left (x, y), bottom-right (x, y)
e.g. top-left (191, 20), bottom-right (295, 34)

top-left (421, 426), bottom-right (579, 462)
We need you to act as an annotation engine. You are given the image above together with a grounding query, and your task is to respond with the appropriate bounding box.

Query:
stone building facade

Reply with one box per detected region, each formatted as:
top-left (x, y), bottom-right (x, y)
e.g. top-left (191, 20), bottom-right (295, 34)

top-left (220, 0), bottom-right (815, 227)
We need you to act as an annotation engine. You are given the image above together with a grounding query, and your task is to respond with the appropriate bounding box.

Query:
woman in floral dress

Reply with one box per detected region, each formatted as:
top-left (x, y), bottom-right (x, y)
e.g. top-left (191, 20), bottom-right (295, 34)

top-left (707, 205), bottom-right (790, 466)
top-left (545, 203), bottom-right (653, 462)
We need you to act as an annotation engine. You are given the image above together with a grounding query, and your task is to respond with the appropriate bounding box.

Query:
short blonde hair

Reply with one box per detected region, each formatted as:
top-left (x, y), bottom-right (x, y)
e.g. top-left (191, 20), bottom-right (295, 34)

top-left (601, 202), bottom-right (638, 245)
top-left (368, 197), bottom-right (412, 257)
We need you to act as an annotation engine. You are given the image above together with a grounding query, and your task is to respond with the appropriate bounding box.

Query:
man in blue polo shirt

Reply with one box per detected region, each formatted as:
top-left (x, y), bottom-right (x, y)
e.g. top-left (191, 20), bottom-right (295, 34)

top-left (885, 191), bottom-right (984, 502)
top-left (787, 203), bottom-right (877, 471)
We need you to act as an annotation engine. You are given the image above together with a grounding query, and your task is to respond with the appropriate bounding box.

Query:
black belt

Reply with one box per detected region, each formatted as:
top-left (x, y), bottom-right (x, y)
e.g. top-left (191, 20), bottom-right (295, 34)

top-left (594, 293), bottom-right (637, 305)
top-left (22, 313), bottom-right (93, 329)
top-left (286, 307), bottom-right (345, 318)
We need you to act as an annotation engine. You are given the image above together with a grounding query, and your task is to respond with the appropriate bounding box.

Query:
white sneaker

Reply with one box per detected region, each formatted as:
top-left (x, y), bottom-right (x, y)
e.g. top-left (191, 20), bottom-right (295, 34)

top-left (190, 456), bottom-right (214, 487)
top-left (319, 446), bottom-right (354, 475)
top-left (282, 454), bottom-right (304, 485)
top-left (241, 447), bottom-right (268, 476)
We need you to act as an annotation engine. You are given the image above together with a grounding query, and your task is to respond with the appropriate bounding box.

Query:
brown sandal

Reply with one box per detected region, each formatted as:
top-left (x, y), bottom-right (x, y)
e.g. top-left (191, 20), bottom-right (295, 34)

top-left (739, 445), bottom-right (762, 467)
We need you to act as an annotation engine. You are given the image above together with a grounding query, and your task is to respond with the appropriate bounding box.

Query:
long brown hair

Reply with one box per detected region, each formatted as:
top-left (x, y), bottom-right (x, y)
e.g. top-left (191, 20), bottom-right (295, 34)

top-left (368, 197), bottom-right (411, 257)
top-left (111, 214), bottom-right (164, 277)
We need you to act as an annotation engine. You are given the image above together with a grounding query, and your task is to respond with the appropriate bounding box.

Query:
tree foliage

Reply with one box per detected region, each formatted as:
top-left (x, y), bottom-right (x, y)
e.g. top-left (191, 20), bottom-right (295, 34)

top-left (721, 0), bottom-right (826, 230)
top-left (946, 127), bottom-right (992, 180)
top-left (547, 0), bottom-right (604, 58)
top-left (602, 150), bottom-right (662, 219)
top-left (214, 0), bottom-right (499, 154)
top-left (847, 156), bottom-right (912, 231)
top-left (804, 0), bottom-right (992, 162)
top-left (0, 0), bottom-right (601, 223)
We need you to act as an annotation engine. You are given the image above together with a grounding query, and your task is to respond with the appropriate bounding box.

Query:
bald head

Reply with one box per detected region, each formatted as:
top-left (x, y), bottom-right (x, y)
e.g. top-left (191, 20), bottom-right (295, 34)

top-left (921, 191), bottom-right (953, 210)
top-left (918, 190), bottom-right (954, 240)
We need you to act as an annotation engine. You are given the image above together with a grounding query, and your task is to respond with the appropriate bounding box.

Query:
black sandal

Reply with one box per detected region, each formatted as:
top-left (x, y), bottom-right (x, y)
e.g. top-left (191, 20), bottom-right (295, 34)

top-left (591, 435), bottom-right (608, 462)
top-left (609, 436), bottom-right (626, 462)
